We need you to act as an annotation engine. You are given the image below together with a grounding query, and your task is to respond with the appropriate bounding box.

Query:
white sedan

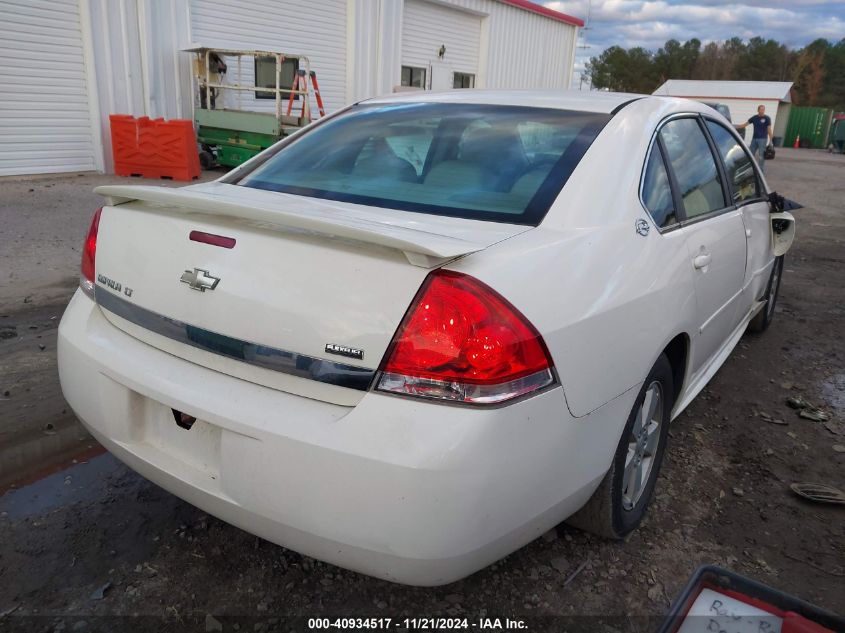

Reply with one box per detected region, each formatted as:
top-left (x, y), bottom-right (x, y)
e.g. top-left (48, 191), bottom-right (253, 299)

top-left (58, 90), bottom-right (796, 586)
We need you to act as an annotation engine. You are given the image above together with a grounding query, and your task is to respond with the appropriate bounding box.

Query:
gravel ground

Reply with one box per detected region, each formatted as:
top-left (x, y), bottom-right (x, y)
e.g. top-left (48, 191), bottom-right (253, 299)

top-left (0, 171), bottom-right (217, 487)
top-left (0, 150), bottom-right (843, 632)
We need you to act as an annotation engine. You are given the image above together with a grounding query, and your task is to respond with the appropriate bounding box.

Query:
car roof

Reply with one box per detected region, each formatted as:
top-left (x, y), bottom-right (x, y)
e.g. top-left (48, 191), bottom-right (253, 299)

top-left (362, 89), bottom-right (651, 114)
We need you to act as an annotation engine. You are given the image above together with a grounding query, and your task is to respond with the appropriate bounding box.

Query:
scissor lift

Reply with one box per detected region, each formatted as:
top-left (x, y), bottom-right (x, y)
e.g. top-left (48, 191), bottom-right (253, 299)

top-left (183, 46), bottom-right (325, 168)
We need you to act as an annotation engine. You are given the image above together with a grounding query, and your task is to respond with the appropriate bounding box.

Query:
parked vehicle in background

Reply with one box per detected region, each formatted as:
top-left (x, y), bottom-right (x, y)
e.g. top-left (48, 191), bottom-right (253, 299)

top-left (828, 115), bottom-right (845, 154)
top-left (58, 91), bottom-right (796, 586)
top-left (701, 101), bottom-right (750, 141)
top-left (702, 101), bottom-right (732, 122)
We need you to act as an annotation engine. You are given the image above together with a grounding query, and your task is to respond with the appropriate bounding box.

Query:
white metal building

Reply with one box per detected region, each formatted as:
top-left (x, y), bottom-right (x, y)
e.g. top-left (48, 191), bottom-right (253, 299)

top-left (653, 80), bottom-right (793, 141)
top-left (0, 0), bottom-right (581, 177)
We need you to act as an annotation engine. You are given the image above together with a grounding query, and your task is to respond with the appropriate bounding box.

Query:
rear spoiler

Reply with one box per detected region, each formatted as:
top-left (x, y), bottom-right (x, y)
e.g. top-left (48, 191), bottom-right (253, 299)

top-left (94, 185), bottom-right (486, 268)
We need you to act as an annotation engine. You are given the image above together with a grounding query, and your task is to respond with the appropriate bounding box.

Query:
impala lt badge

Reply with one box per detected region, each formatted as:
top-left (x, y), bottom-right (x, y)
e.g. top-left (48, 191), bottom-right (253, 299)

top-left (180, 268), bottom-right (220, 292)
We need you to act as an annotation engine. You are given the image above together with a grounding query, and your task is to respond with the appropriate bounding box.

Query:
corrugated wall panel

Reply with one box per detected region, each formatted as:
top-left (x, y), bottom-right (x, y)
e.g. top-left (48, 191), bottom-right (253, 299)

top-left (346, 0), bottom-right (380, 102)
top-left (402, 0), bottom-right (481, 80)
top-left (473, 0), bottom-right (576, 89)
top-left (391, 0), bottom-right (576, 92)
top-left (723, 99), bottom-right (779, 134)
top-left (0, 0), bottom-right (96, 175)
top-left (86, 0), bottom-right (193, 172)
top-left (190, 0), bottom-right (347, 113)
top-left (345, 0), bottom-right (404, 102)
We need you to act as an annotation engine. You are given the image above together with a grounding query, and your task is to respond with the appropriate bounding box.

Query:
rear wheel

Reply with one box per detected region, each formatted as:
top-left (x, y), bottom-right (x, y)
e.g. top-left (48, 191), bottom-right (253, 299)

top-left (748, 256), bottom-right (784, 333)
top-left (566, 354), bottom-right (674, 539)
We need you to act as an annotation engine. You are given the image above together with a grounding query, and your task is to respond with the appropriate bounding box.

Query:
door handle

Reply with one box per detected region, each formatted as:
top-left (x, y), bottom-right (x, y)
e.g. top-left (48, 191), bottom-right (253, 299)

top-left (746, 227), bottom-right (752, 237)
top-left (693, 253), bottom-right (712, 269)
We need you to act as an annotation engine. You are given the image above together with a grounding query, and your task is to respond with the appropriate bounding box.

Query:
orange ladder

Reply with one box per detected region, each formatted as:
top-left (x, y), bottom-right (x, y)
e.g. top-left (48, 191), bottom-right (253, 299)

top-left (286, 69), bottom-right (325, 120)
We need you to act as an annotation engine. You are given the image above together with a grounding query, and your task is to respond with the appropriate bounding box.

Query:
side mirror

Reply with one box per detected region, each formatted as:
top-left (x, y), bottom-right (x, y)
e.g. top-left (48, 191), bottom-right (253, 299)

top-left (768, 191), bottom-right (803, 213)
top-left (770, 211), bottom-right (795, 256)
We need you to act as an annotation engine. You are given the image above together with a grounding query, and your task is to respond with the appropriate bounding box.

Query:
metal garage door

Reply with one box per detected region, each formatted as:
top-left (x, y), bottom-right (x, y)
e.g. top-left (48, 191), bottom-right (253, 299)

top-left (402, 0), bottom-right (481, 91)
top-left (0, 0), bottom-right (97, 176)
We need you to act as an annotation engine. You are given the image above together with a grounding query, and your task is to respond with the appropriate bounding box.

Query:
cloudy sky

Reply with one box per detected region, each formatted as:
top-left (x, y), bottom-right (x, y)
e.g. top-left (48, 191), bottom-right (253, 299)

top-left (543, 0), bottom-right (845, 86)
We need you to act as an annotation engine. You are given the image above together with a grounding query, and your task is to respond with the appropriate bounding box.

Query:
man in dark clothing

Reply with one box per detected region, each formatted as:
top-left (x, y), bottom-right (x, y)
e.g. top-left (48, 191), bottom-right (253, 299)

top-left (738, 105), bottom-right (773, 171)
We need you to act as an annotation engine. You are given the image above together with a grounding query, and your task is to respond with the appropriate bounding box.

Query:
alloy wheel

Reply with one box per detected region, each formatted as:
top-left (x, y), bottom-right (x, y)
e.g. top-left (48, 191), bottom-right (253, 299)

top-left (622, 381), bottom-right (663, 511)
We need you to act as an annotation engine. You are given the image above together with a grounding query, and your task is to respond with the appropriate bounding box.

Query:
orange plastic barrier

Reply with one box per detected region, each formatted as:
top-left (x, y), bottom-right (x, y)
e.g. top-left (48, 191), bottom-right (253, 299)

top-left (109, 114), bottom-right (200, 181)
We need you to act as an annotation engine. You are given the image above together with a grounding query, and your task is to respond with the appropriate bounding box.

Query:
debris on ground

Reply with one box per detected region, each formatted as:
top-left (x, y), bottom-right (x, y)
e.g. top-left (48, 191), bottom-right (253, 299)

top-left (800, 409), bottom-right (831, 422)
top-left (563, 561), bottom-right (588, 586)
top-left (790, 483), bottom-right (845, 505)
top-left (550, 556), bottom-right (570, 574)
top-left (205, 614), bottom-right (223, 632)
top-left (89, 582), bottom-right (112, 601)
top-left (786, 396), bottom-right (831, 422)
top-left (647, 582), bottom-right (665, 604)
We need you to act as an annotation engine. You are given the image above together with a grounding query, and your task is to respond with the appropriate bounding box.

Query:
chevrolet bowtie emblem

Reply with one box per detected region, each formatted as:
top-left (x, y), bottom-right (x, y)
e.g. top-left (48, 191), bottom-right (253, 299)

top-left (180, 268), bottom-right (220, 292)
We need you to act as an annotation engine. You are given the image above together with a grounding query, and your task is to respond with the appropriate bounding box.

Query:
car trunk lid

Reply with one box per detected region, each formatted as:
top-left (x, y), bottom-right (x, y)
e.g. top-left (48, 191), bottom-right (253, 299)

top-left (91, 182), bottom-right (531, 406)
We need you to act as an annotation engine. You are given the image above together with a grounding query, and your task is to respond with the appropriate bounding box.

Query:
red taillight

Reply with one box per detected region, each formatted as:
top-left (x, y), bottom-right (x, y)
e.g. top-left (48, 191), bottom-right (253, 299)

top-left (377, 270), bottom-right (555, 404)
top-left (79, 207), bottom-right (102, 299)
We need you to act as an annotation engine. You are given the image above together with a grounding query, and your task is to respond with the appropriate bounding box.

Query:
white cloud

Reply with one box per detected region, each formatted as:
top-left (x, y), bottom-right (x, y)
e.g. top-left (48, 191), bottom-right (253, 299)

top-left (545, 0), bottom-right (845, 87)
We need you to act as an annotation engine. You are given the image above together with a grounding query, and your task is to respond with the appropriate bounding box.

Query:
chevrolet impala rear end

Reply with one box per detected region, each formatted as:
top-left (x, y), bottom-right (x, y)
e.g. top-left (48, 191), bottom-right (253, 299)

top-left (58, 92), bottom-right (788, 585)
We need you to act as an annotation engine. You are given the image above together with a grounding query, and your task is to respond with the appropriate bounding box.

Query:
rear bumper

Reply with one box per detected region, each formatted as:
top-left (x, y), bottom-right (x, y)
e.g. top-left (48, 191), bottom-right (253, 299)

top-left (58, 290), bottom-right (633, 585)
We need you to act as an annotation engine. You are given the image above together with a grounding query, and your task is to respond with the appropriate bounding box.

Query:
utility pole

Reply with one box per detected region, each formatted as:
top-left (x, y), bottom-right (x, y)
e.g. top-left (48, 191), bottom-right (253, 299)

top-left (577, 0), bottom-right (593, 90)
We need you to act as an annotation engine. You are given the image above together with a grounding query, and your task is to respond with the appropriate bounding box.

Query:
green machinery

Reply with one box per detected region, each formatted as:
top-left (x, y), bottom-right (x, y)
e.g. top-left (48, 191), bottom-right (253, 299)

top-left (183, 47), bottom-right (324, 168)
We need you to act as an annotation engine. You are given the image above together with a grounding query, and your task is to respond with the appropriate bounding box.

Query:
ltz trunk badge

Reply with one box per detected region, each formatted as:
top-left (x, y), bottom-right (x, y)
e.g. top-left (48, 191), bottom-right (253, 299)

top-left (180, 268), bottom-right (220, 292)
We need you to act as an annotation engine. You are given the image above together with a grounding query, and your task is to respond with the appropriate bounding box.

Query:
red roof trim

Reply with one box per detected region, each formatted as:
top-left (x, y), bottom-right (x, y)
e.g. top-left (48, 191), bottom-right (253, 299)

top-left (496, 0), bottom-right (584, 26)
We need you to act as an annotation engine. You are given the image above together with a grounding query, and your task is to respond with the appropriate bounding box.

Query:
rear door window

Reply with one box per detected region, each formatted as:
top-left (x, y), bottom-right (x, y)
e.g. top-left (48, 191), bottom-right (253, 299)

top-left (705, 120), bottom-right (760, 204)
top-left (234, 103), bottom-right (610, 225)
top-left (659, 118), bottom-right (727, 219)
top-left (641, 144), bottom-right (676, 228)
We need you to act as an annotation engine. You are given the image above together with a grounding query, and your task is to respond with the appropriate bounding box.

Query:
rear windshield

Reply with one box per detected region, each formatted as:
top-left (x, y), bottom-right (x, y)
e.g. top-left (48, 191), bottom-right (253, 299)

top-left (234, 103), bottom-right (610, 225)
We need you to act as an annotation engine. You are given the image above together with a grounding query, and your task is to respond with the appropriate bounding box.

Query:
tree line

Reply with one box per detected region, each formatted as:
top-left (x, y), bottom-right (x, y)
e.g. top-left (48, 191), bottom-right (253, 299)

top-left (586, 37), bottom-right (845, 110)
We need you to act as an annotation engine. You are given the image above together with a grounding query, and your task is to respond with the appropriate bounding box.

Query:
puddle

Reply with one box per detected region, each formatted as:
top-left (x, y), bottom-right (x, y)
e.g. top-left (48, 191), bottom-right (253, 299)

top-left (0, 418), bottom-right (93, 486)
top-left (0, 452), bottom-right (121, 520)
top-left (820, 373), bottom-right (845, 416)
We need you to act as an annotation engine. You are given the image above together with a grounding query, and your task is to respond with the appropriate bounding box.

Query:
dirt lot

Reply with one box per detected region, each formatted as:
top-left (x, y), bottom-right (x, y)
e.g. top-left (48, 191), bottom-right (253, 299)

top-left (0, 150), bottom-right (843, 632)
top-left (0, 173), bottom-right (216, 489)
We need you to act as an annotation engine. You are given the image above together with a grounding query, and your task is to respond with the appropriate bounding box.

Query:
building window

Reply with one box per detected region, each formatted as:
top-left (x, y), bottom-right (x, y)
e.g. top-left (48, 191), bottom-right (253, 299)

top-left (453, 73), bottom-right (475, 89)
top-left (254, 56), bottom-right (298, 100)
top-left (401, 66), bottom-right (426, 89)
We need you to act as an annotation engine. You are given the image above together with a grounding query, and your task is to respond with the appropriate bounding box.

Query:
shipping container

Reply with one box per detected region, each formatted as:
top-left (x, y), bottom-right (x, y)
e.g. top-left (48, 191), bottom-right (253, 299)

top-left (784, 106), bottom-right (833, 149)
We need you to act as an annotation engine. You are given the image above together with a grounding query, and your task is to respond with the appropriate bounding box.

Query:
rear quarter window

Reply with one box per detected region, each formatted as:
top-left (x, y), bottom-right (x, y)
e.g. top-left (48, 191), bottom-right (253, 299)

top-left (641, 145), bottom-right (676, 228)
top-left (234, 103), bottom-right (610, 226)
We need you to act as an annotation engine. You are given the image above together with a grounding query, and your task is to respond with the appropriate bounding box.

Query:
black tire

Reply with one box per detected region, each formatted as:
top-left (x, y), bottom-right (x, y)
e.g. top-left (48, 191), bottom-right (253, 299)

top-left (199, 150), bottom-right (215, 170)
top-left (748, 255), bottom-right (784, 334)
top-left (566, 353), bottom-right (674, 539)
